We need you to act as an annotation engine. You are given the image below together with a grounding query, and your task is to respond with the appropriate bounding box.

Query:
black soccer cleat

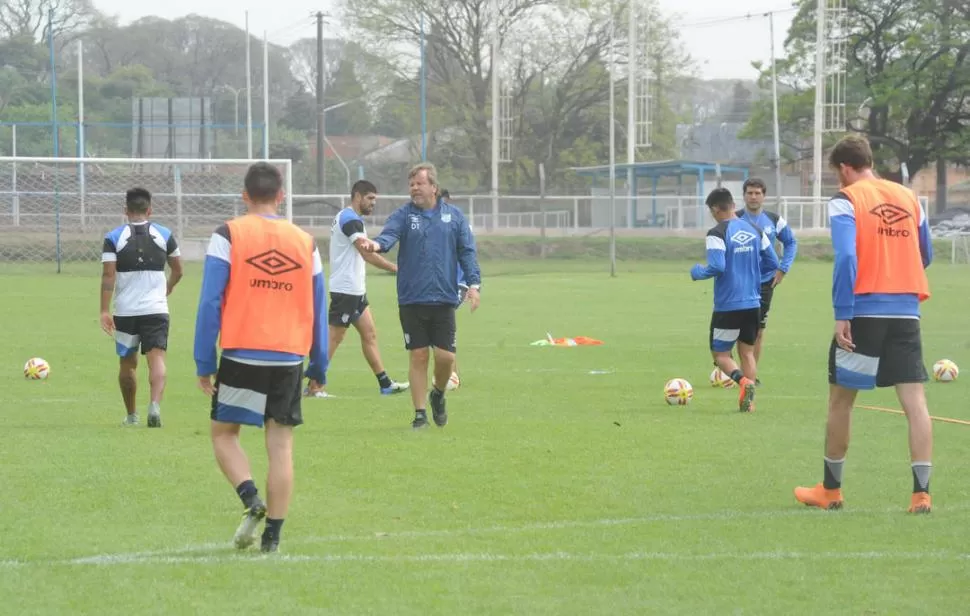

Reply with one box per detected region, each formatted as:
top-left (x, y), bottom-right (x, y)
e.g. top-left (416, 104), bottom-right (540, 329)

top-left (429, 390), bottom-right (448, 427)
top-left (260, 536), bottom-right (279, 553)
top-left (412, 411), bottom-right (429, 430)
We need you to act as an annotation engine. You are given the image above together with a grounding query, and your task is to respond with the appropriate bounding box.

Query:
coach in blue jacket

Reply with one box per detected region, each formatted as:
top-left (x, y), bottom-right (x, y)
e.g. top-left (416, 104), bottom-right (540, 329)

top-left (371, 162), bottom-right (482, 430)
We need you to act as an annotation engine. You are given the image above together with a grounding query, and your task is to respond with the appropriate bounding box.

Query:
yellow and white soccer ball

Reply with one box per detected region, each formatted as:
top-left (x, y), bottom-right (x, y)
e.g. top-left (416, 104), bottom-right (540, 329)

top-left (664, 378), bottom-right (693, 406)
top-left (709, 368), bottom-right (736, 388)
top-left (445, 371), bottom-right (460, 391)
top-left (24, 357), bottom-right (50, 380)
top-left (932, 359), bottom-right (959, 382)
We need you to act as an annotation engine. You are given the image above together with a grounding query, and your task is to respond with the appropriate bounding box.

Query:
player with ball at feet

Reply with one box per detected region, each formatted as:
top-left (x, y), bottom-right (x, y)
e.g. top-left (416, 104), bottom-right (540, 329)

top-left (691, 188), bottom-right (779, 412)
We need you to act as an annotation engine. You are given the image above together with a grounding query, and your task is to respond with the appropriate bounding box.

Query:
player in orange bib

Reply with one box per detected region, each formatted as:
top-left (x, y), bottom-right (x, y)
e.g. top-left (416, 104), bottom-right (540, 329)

top-left (194, 162), bottom-right (329, 552)
top-left (794, 134), bottom-right (934, 514)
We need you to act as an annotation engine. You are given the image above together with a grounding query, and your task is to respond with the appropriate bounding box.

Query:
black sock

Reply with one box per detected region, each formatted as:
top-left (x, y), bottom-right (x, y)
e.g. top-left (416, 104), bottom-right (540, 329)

top-left (235, 479), bottom-right (258, 509)
top-left (415, 408), bottom-right (427, 417)
top-left (823, 457), bottom-right (844, 490)
top-left (912, 462), bottom-right (931, 493)
top-left (431, 386), bottom-right (444, 398)
top-left (263, 518), bottom-right (284, 541)
top-left (729, 369), bottom-right (744, 384)
top-left (376, 371), bottom-right (392, 389)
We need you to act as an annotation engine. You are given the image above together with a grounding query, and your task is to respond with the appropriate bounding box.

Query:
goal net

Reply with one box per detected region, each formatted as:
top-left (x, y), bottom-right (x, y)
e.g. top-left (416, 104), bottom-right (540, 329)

top-left (0, 157), bottom-right (293, 267)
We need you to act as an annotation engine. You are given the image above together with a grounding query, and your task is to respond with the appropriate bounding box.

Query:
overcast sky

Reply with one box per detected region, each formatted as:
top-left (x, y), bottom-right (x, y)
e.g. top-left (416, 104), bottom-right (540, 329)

top-left (90, 0), bottom-right (796, 81)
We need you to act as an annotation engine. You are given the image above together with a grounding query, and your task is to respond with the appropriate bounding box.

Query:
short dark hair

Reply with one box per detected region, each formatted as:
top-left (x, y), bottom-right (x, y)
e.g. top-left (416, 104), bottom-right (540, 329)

top-left (705, 187), bottom-right (735, 212)
top-left (829, 134), bottom-right (873, 171)
top-left (126, 187), bottom-right (152, 213)
top-left (244, 162), bottom-right (282, 202)
top-left (742, 177), bottom-right (767, 195)
top-left (351, 180), bottom-right (377, 199)
top-left (439, 189), bottom-right (450, 200)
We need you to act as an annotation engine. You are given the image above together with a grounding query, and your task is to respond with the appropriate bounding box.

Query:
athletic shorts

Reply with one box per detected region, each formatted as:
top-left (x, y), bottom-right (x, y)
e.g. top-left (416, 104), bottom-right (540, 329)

top-left (828, 317), bottom-right (928, 390)
top-left (113, 314), bottom-right (169, 357)
top-left (329, 292), bottom-right (369, 328)
top-left (709, 308), bottom-right (761, 353)
top-left (210, 357), bottom-right (304, 428)
top-left (457, 285), bottom-right (469, 307)
top-left (399, 304), bottom-right (457, 352)
top-left (758, 282), bottom-right (775, 329)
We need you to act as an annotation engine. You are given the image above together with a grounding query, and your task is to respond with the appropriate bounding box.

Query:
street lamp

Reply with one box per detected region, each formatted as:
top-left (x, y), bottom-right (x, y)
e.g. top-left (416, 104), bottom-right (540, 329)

top-left (218, 84), bottom-right (248, 135)
top-left (320, 97), bottom-right (366, 193)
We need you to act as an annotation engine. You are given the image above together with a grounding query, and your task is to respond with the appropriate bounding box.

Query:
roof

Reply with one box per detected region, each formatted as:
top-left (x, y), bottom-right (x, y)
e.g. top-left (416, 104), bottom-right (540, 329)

top-left (568, 160), bottom-right (749, 178)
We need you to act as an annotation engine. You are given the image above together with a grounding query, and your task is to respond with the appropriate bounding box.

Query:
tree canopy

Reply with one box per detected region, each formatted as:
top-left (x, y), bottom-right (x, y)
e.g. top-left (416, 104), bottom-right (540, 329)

top-left (742, 0), bottom-right (970, 182)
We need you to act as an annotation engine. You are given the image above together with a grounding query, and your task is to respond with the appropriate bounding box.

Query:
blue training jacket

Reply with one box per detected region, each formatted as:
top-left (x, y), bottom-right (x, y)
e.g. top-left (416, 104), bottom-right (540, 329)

top-left (736, 208), bottom-right (798, 283)
top-left (374, 198), bottom-right (481, 306)
top-left (691, 217), bottom-right (780, 312)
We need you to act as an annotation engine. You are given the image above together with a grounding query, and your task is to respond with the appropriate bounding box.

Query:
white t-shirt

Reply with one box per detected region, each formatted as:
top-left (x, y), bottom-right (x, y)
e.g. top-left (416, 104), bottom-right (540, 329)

top-left (329, 207), bottom-right (367, 295)
top-left (102, 221), bottom-right (179, 316)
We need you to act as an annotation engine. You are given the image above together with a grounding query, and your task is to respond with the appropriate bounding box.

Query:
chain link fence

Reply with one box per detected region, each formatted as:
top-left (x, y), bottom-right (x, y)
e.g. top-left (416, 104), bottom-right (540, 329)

top-left (0, 157), bottom-right (292, 266)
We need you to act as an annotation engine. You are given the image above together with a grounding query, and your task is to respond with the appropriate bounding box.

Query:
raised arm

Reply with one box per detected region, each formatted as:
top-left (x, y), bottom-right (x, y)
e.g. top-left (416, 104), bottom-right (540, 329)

top-left (193, 226), bottom-right (231, 377)
top-left (829, 195), bottom-right (858, 320)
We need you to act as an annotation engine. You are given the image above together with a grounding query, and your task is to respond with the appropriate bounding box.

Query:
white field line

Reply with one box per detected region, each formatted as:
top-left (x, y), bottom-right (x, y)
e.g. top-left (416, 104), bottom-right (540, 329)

top-left (4, 504), bottom-right (966, 568)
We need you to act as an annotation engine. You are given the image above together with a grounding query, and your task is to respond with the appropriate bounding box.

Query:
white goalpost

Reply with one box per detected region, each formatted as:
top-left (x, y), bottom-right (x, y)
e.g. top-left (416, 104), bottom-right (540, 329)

top-left (0, 156), bottom-right (293, 268)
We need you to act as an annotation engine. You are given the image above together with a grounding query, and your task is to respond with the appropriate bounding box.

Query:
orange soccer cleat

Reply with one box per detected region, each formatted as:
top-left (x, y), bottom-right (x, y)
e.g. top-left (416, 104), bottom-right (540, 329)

top-left (794, 482), bottom-right (844, 510)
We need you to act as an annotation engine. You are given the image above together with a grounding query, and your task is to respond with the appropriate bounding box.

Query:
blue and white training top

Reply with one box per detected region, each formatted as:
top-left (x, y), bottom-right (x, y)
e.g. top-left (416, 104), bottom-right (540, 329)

top-left (737, 208), bottom-right (798, 283)
top-left (102, 221), bottom-right (179, 316)
top-left (373, 198), bottom-right (481, 306)
top-left (691, 217), bottom-right (780, 312)
top-left (329, 206), bottom-right (368, 295)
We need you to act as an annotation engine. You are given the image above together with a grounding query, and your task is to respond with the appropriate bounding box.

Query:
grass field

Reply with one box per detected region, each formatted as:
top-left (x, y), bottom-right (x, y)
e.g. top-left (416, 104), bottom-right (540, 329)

top-left (3, 247), bottom-right (970, 614)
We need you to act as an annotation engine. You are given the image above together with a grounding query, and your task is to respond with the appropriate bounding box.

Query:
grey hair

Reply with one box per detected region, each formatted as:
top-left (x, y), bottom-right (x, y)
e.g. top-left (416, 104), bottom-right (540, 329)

top-left (408, 162), bottom-right (438, 187)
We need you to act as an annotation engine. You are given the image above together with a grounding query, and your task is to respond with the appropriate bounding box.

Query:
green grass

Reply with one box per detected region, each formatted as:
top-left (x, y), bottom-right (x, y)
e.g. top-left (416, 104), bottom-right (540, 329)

top-left (3, 255), bottom-right (970, 614)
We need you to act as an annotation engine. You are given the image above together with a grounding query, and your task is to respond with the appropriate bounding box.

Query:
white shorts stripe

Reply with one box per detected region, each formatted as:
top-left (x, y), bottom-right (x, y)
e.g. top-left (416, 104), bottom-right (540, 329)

top-left (834, 348), bottom-right (879, 376)
top-left (712, 328), bottom-right (740, 343)
top-left (216, 384), bottom-right (267, 416)
top-left (114, 331), bottom-right (139, 349)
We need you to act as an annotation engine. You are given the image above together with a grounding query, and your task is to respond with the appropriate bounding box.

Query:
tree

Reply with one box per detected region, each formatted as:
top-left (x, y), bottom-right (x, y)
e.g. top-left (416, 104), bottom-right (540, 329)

top-left (742, 0), bottom-right (970, 187)
top-left (0, 0), bottom-right (99, 41)
top-left (325, 59), bottom-right (372, 135)
top-left (341, 0), bottom-right (692, 190)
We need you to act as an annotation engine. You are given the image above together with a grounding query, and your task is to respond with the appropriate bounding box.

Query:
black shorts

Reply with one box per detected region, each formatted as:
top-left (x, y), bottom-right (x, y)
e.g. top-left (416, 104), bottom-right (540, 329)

top-left (709, 308), bottom-right (761, 353)
top-left (828, 317), bottom-right (927, 390)
top-left (329, 292), bottom-right (369, 328)
top-left (759, 282), bottom-right (775, 328)
top-left (210, 357), bottom-right (304, 428)
top-left (399, 304), bottom-right (457, 352)
top-left (113, 314), bottom-right (169, 357)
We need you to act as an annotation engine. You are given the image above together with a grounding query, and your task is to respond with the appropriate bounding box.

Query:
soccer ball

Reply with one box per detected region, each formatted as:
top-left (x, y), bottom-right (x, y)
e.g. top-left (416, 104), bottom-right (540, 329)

top-left (709, 368), bottom-right (736, 388)
top-left (24, 357), bottom-right (50, 380)
top-left (445, 371), bottom-right (460, 391)
top-left (664, 378), bottom-right (693, 406)
top-left (932, 359), bottom-right (959, 382)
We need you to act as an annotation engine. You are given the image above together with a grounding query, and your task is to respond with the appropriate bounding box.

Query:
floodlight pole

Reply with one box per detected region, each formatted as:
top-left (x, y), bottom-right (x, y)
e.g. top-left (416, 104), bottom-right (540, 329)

top-left (609, 0), bottom-right (617, 277)
top-left (812, 0), bottom-right (826, 227)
